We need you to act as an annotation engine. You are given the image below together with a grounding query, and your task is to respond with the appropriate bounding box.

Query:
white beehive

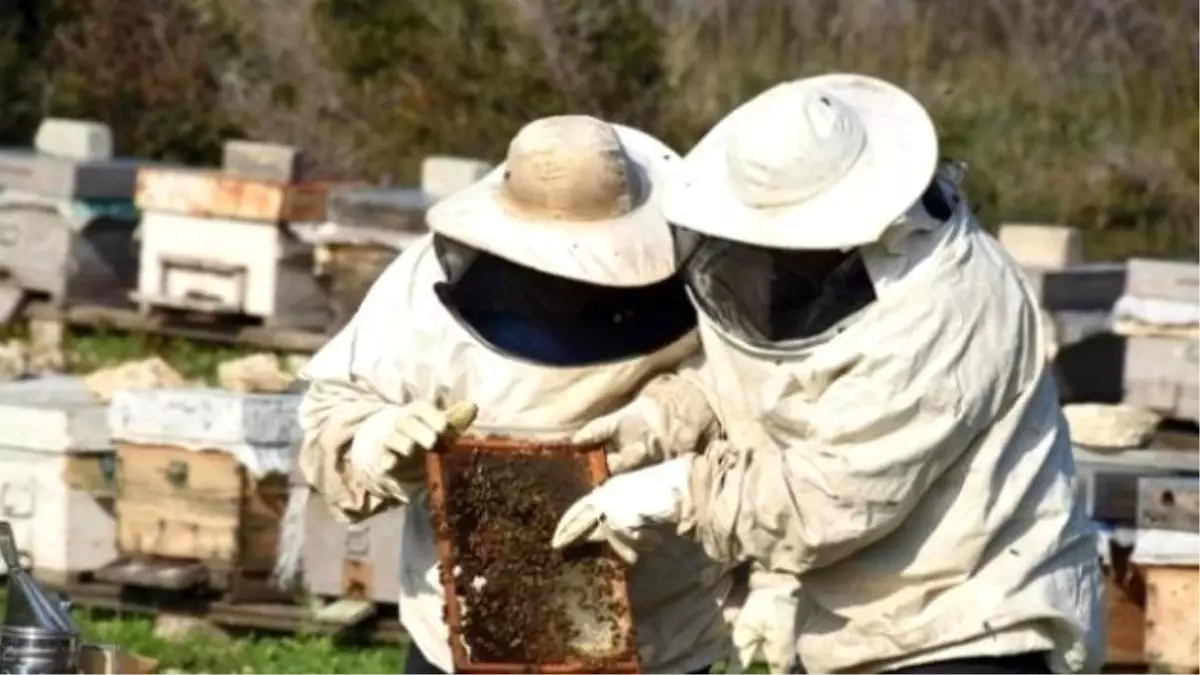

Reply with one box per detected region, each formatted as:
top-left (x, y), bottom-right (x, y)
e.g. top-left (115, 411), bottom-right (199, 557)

top-left (131, 160), bottom-right (334, 331)
top-left (0, 375), bottom-right (117, 582)
top-left (420, 155), bottom-right (491, 203)
top-left (997, 223), bottom-right (1083, 270)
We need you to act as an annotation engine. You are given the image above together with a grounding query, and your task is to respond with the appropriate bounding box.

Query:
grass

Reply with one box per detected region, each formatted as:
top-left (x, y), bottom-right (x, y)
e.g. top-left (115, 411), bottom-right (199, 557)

top-left (0, 591), bottom-right (406, 674)
top-left (0, 590), bottom-right (763, 674)
top-left (1, 331), bottom-right (767, 674)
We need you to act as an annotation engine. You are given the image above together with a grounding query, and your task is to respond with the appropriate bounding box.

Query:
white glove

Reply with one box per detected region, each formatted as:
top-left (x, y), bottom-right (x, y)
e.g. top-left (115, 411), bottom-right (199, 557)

top-left (727, 569), bottom-right (801, 674)
top-left (551, 455), bottom-right (693, 564)
top-left (572, 396), bottom-right (665, 475)
top-left (347, 400), bottom-right (477, 502)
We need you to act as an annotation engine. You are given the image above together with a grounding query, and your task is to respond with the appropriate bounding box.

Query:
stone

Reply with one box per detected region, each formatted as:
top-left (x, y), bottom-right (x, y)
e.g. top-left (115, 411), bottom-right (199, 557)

top-left (1063, 402), bottom-right (1161, 451)
top-left (33, 118), bottom-right (114, 161)
top-left (153, 613), bottom-right (231, 643)
top-left (0, 340), bottom-right (29, 381)
top-left (25, 319), bottom-right (66, 374)
top-left (82, 356), bottom-right (186, 403)
top-left (217, 352), bottom-right (294, 393)
top-left (284, 353), bottom-right (311, 375)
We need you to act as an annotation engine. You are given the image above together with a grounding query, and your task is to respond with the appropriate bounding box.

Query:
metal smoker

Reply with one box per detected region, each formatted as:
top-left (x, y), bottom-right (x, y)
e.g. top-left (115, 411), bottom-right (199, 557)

top-left (0, 522), bottom-right (142, 674)
top-left (1, 521), bottom-right (83, 674)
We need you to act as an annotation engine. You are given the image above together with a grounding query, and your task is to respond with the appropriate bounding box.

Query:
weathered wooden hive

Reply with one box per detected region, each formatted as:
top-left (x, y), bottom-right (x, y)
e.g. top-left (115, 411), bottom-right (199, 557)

top-left (0, 119), bottom-right (150, 323)
top-left (102, 387), bottom-right (300, 602)
top-left (131, 140), bottom-right (334, 332)
top-left (298, 186), bottom-right (430, 330)
top-left (0, 375), bottom-right (118, 584)
top-left (295, 155), bottom-right (490, 330)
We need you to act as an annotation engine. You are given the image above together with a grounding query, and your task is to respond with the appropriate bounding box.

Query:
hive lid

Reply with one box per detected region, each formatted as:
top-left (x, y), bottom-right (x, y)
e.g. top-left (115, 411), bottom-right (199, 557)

top-left (325, 186), bottom-right (431, 233)
top-left (1, 521), bottom-right (82, 637)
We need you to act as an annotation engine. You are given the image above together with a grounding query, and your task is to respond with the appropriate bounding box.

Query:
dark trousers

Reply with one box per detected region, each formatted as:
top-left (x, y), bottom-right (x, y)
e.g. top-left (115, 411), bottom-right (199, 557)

top-left (884, 652), bottom-right (1051, 674)
top-left (404, 644), bottom-right (712, 674)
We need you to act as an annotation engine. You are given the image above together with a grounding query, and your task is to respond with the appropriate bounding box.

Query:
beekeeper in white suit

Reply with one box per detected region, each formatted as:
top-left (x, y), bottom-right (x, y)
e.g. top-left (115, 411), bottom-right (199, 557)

top-left (295, 115), bottom-right (731, 674)
top-left (552, 74), bottom-right (1106, 675)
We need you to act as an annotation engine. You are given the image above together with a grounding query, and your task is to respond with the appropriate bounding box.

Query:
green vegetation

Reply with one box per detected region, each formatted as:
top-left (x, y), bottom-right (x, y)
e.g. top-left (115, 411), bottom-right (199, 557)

top-left (0, 590), bottom-right (764, 673)
top-left (0, 0), bottom-right (1194, 260)
top-left (0, 591), bottom-right (405, 674)
top-left (61, 329), bottom-right (258, 383)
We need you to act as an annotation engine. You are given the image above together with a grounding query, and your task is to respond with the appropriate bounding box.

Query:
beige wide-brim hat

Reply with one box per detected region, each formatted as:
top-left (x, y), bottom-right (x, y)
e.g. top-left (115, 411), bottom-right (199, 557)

top-left (663, 73), bottom-right (939, 250)
top-left (427, 115), bottom-right (680, 287)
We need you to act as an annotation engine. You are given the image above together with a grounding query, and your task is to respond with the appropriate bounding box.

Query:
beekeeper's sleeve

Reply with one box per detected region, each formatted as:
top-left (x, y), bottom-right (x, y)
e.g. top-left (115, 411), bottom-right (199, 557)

top-left (296, 248), bottom-right (420, 523)
top-left (686, 294), bottom-right (1031, 574)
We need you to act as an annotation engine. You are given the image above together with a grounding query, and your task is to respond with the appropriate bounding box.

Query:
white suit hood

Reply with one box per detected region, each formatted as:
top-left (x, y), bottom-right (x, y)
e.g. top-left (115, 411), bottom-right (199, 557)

top-left (680, 178), bottom-right (1105, 673)
top-left (297, 235), bottom-right (730, 673)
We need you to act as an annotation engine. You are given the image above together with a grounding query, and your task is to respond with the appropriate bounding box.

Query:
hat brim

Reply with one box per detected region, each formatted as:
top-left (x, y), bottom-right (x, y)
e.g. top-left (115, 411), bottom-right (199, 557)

top-left (426, 124), bottom-right (680, 287)
top-left (663, 74), bottom-right (939, 250)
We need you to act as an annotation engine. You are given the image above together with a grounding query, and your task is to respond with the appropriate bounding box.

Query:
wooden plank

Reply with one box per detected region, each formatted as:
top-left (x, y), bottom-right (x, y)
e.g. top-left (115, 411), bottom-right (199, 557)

top-left (1139, 477), bottom-right (1200, 533)
top-left (93, 558), bottom-right (208, 591)
top-left (1143, 566), bottom-right (1200, 673)
top-left (1075, 446), bottom-right (1200, 474)
top-left (24, 301), bottom-right (327, 353)
top-left (313, 598), bottom-right (376, 627)
top-left (1106, 566), bottom-right (1147, 667)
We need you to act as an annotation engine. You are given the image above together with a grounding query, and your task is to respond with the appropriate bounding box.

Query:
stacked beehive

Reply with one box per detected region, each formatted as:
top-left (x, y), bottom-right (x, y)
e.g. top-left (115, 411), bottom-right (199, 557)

top-left (102, 386), bottom-right (300, 602)
top-left (298, 155), bottom-right (491, 329)
top-left (0, 375), bottom-right (118, 584)
top-left (1099, 258), bottom-right (1199, 674)
top-left (0, 118), bottom-right (148, 321)
top-left (131, 140), bottom-right (333, 332)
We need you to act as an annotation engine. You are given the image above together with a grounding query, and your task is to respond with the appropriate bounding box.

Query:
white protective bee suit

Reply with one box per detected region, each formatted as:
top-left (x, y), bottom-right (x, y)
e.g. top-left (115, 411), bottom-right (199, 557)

top-left (296, 116), bottom-right (731, 674)
top-left (553, 76), bottom-right (1106, 674)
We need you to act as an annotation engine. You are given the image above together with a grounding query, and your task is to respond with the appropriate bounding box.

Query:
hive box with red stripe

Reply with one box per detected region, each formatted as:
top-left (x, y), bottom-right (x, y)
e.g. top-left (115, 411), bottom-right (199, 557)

top-left (130, 142), bottom-right (334, 331)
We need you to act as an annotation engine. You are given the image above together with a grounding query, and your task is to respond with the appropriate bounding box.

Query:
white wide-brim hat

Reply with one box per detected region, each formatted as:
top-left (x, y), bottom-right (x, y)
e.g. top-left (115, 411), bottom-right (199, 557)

top-left (663, 73), bottom-right (939, 250)
top-left (427, 115), bottom-right (680, 287)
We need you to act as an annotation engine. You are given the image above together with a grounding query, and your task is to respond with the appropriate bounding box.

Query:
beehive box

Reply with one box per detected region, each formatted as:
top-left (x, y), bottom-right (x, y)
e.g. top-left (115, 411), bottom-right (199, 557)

top-left (421, 156), bottom-right (491, 204)
top-left (1075, 442), bottom-right (1198, 669)
top-left (301, 492), bottom-right (405, 605)
top-left (1021, 263), bottom-right (1127, 312)
top-left (1133, 476), bottom-right (1200, 674)
top-left (1124, 259), bottom-right (1200, 306)
top-left (0, 190), bottom-right (140, 314)
top-left (133, 210), bottom-right (333, 331)
top-left (1123, 336), bottom-right (1199, 423)
top-left (1075, 445), bottom-right (1198, 527)
top-left (997, 223), bottom-right (1083, 270)
top-left (0, 376), bottom-right (117, 583)
top-left (426, 435), bottom-right (639, 674)
top-left (134, 167), bottom-right (328, 224)
top-left (304, 186), bottom-right (430, 329)
top-left (106, 387), bottom-right (300, 601)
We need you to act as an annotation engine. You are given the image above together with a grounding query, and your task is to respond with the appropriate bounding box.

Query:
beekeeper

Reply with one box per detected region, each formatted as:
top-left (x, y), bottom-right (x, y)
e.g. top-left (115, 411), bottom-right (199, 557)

top-left (552, 74), bottom-right (1106, 675)
top-left (295, 115), bottom-right (731, 674)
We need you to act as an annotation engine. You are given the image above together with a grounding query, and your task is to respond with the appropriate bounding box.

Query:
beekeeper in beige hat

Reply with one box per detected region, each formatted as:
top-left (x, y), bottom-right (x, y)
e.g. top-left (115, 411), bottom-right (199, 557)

top-left (553, 74), bottom-right (1106, 674)
top-left (296, 115), bottom-right (731, 674)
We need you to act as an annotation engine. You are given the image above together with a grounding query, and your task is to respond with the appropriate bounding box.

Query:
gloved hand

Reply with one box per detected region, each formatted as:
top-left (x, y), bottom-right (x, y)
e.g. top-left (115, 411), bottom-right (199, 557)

top-left (572, 396), bottom-right (665, 475)
top-left (551, 455), bottom-right (693, 564)
top-left (347, 399), bottom-right (477, 502)
top-left (573, 371), bottom-right (715, 476)
top-left (726, 568), bottom-right (801, 674)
